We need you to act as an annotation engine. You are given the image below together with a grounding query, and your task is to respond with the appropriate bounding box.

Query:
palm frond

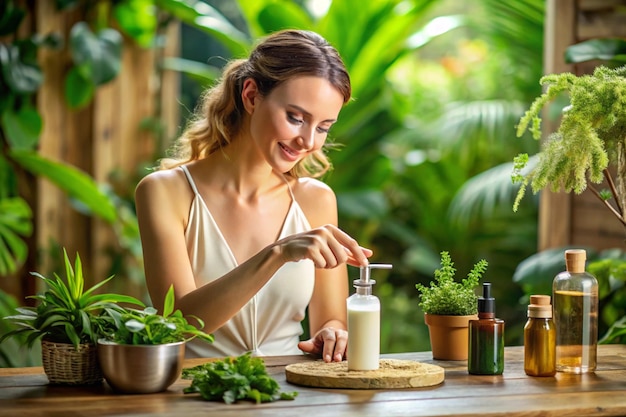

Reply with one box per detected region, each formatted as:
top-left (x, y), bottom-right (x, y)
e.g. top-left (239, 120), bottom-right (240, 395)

top-left (448, 155), bottom-right (539, 225)
top-left (433, 99), bottom-right (529, 149)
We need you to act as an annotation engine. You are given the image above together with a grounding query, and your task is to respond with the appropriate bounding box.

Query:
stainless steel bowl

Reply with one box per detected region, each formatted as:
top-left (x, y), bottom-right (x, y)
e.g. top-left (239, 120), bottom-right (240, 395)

top-left (97, 340), bottom-right (185, 394)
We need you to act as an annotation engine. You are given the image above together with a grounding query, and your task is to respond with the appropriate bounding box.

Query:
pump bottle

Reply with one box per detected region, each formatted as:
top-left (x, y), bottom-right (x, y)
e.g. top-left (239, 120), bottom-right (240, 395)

top-left (524, 295), bottom-right (556, 377)
top-left (347, 263), bottom-right (392, 371)
top-left (468, 282), bottom-right (505, 375)
top-left (553, 249), bottom-right (598, 373)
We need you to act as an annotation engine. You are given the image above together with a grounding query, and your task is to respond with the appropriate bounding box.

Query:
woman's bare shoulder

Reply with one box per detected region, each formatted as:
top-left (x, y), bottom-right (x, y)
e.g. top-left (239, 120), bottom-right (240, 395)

top-left (135, 167), bottom-right (193, 209)
top-left (292, 177), bottom-right (338, 225)
top-left (136, 167), bottom-right (186, 192)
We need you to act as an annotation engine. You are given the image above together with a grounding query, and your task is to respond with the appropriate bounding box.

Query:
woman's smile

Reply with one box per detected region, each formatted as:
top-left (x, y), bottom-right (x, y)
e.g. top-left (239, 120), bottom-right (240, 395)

top-left (278, 142), bottom-right (300, 161)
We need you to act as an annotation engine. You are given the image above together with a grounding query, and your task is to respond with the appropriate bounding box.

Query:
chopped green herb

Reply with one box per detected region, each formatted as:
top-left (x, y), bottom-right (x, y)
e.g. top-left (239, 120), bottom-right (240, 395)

top-left (182, 352), bottom-right (298, 404)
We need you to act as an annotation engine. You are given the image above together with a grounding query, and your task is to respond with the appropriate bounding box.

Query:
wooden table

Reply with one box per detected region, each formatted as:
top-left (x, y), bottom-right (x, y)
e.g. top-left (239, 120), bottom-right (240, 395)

top-left (1, 345), bottom-right (626, 417)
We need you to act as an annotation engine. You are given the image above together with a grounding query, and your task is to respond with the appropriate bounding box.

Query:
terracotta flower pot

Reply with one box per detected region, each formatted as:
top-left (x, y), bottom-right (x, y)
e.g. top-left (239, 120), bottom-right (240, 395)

top-left (424, 313), bottom-right (477, 360)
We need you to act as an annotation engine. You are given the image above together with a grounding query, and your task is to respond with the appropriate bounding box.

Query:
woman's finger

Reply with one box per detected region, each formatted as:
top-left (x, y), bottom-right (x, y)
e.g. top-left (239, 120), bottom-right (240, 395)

top-left (329, 227), bottom-right (371, 266)
top-left (332, 329), bottom-right (348, 362)
top-left (320, 328), bottom-right (337, 362)
top-left (345, 247), bottom-right (374, 267)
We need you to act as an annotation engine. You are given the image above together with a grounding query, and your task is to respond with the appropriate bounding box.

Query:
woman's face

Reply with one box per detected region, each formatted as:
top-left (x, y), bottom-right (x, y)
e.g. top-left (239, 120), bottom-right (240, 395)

top-left (245, 75), bottom-right (344, 173)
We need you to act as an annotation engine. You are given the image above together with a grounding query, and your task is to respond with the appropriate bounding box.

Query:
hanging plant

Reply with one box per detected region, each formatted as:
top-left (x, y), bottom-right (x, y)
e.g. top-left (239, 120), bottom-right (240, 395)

top-left (512, 65), bottom-right (626, 229)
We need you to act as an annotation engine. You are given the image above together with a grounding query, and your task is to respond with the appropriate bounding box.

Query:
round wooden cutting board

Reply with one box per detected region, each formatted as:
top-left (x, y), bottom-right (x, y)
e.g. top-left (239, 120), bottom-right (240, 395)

top-left (285, 359), bottom-right (445, 389)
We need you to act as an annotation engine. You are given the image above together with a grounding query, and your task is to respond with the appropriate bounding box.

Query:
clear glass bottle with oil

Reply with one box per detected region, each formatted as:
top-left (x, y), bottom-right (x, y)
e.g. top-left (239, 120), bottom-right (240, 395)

top-left (553, 249), bottom-right (598, 374)
top-left (524, 294), bottom-right (556, 377)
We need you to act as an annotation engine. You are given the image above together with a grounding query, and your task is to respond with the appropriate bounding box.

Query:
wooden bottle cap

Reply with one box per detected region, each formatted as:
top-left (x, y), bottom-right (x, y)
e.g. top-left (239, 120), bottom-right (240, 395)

top-left (528, 295), bottom-right (552, 318)
top-left (565, 249), bottom-right (586, 273)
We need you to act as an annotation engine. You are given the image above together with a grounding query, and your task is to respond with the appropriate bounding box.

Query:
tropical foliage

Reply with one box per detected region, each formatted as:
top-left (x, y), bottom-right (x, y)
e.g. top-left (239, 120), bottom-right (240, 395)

top-left (0, 1), bottom-right (120, 276)
top-left (1, 0), bottom-right (547, 360)
top-left (0, 249), bottom-right (143, 349)
top-left (0, 288), bottom-right (40, 367)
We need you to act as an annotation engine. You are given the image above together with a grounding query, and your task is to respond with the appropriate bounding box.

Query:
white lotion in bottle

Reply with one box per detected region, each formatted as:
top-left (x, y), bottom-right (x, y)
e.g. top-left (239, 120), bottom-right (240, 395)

top-left (347, 263), bottom-right (392, 371)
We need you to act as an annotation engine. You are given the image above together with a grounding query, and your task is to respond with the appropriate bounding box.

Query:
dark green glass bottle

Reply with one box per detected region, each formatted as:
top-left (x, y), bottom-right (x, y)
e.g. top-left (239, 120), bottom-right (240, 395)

top-left (468, 282), bottom-right (505, 375)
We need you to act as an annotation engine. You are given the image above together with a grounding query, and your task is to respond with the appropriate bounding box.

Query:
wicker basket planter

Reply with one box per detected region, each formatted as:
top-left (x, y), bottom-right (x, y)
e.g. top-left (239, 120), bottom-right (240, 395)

top-left (41, 340), bottom-right (103, 385)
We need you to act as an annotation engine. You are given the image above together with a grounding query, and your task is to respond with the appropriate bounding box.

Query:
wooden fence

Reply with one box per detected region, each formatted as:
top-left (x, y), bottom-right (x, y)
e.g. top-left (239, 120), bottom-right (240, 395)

top-left (2, 2), bottom-right (180, 301)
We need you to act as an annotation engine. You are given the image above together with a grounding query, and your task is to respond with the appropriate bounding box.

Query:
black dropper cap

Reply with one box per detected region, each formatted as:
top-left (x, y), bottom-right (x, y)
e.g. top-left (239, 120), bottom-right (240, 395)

top-left (477, 282), bottom-right (495, 314)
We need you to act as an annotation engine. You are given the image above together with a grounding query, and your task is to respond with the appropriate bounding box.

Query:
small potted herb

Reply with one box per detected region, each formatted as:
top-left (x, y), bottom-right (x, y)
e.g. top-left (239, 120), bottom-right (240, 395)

top-left (0, 249), bottom-right (143, 385)
top-left (97, 285), bottom-right (214, 394)
top-left (415, 251), bottom-right (488, 360)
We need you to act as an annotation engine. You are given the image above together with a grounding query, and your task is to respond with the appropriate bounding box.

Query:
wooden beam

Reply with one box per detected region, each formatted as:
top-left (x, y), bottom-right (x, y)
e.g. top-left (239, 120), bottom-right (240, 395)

top-left (538, 0), bottom-right (577, 251)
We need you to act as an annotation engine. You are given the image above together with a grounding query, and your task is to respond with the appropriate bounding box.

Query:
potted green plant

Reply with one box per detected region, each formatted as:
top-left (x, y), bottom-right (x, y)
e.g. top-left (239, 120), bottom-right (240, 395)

top-left (97, 285), bottom-right (214, 394)
top-left (0, 249), bottom-right (143, 385)
top-left (512, 65), bottom-right (626, 230)
top-left (415, 251), bottom-right (488, 360)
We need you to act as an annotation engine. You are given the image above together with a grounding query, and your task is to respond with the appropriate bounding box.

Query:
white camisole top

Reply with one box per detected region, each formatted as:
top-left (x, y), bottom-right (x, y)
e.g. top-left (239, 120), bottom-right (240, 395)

top-left (180, 165), bottom-right (315, 358)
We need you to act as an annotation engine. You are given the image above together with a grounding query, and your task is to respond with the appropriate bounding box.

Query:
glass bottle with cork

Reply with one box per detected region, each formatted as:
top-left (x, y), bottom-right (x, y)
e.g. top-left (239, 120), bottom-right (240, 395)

top-left (524, 294), bottom-right (556, 377)
top-left (553, 249), bottom-right (598, 373)
top-left (468, 282), bottom-right (504, 375)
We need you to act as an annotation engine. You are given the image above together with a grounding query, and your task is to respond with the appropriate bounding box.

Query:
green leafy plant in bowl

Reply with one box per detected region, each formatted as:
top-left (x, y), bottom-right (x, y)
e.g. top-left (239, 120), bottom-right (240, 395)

top-left (100, 285), bottom-right (214, 345)
top-left (97, 285), bottom-right (214, 394)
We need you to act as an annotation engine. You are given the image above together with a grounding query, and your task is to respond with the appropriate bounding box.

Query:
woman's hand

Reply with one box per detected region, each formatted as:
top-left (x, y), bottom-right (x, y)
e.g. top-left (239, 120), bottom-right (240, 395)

top-left (297, 327), bottom-right (348, 362)
top-left (276, 224), bottom-right (372, 268)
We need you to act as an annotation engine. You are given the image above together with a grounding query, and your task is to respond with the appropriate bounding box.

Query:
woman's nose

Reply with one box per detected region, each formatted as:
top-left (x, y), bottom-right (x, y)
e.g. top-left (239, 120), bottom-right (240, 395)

top-left (297, 129), bottom-right (315, 150)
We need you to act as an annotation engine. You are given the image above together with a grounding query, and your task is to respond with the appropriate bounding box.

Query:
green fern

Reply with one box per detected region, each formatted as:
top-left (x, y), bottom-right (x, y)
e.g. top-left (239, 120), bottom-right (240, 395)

top-left (415, 251), bottom-right (488, 316)
top-left (513, 65), bottom-right (626, 212)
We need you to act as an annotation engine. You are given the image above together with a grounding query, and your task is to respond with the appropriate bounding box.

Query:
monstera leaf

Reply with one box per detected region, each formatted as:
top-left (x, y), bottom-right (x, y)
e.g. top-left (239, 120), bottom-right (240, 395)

top-left (0, 197), bottom-right (32, 276)
top-left (65, 22), bottom-right (123, 108)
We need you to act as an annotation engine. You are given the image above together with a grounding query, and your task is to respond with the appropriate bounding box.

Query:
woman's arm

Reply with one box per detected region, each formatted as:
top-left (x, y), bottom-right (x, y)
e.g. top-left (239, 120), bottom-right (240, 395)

top-left (135, 169), bottom-right (286, 332)
top-left (295, 178), bottom-right (372, 361)
top-left (135, 170), bottom-right (370, 334)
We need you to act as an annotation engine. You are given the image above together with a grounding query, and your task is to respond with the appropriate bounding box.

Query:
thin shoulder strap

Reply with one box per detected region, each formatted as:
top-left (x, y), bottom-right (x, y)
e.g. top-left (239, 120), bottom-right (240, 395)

top-left (280, 174), bottom-right (296, 202)
top-left (180, 165), bottom-right (200, 196)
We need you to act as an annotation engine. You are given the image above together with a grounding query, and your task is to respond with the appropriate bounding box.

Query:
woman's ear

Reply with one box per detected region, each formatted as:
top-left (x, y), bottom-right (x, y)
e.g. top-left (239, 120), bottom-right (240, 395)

top-left (241, 78), bottom-right (259, 114)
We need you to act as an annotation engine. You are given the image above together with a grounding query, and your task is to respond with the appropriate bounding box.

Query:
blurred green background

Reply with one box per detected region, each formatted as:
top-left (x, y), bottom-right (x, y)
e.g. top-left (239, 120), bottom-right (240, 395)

top-left (171, 0), bottom-right (544, 352)
top-left (1, 0), bottom-right (550, 365)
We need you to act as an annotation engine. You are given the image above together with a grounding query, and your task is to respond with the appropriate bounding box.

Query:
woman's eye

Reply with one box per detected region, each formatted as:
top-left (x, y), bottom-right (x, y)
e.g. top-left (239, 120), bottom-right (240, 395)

top-left (316, 126), bottom-right (330, 134)
top-left (287, 113), bottom-right (303, 125)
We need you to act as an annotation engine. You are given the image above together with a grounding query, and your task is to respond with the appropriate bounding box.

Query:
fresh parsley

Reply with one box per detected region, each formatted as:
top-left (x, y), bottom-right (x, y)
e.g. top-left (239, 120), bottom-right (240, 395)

top-left (182, 352), bottom-right (297, 404)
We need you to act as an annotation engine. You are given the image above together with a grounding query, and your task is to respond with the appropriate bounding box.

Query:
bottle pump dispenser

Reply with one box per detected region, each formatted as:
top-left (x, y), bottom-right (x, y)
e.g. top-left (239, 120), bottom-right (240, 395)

top-left (347, 263), bottom-right (392, 371)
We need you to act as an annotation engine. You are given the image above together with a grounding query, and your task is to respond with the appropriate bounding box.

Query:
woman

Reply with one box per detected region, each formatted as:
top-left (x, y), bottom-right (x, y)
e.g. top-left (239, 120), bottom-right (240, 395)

top-left (135, 29), bottom-right (372, 362)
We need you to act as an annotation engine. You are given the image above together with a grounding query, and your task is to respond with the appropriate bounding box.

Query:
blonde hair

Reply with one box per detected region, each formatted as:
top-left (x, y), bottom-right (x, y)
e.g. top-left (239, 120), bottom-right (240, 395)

top-left (160, 30), bottom-right (351, 178)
